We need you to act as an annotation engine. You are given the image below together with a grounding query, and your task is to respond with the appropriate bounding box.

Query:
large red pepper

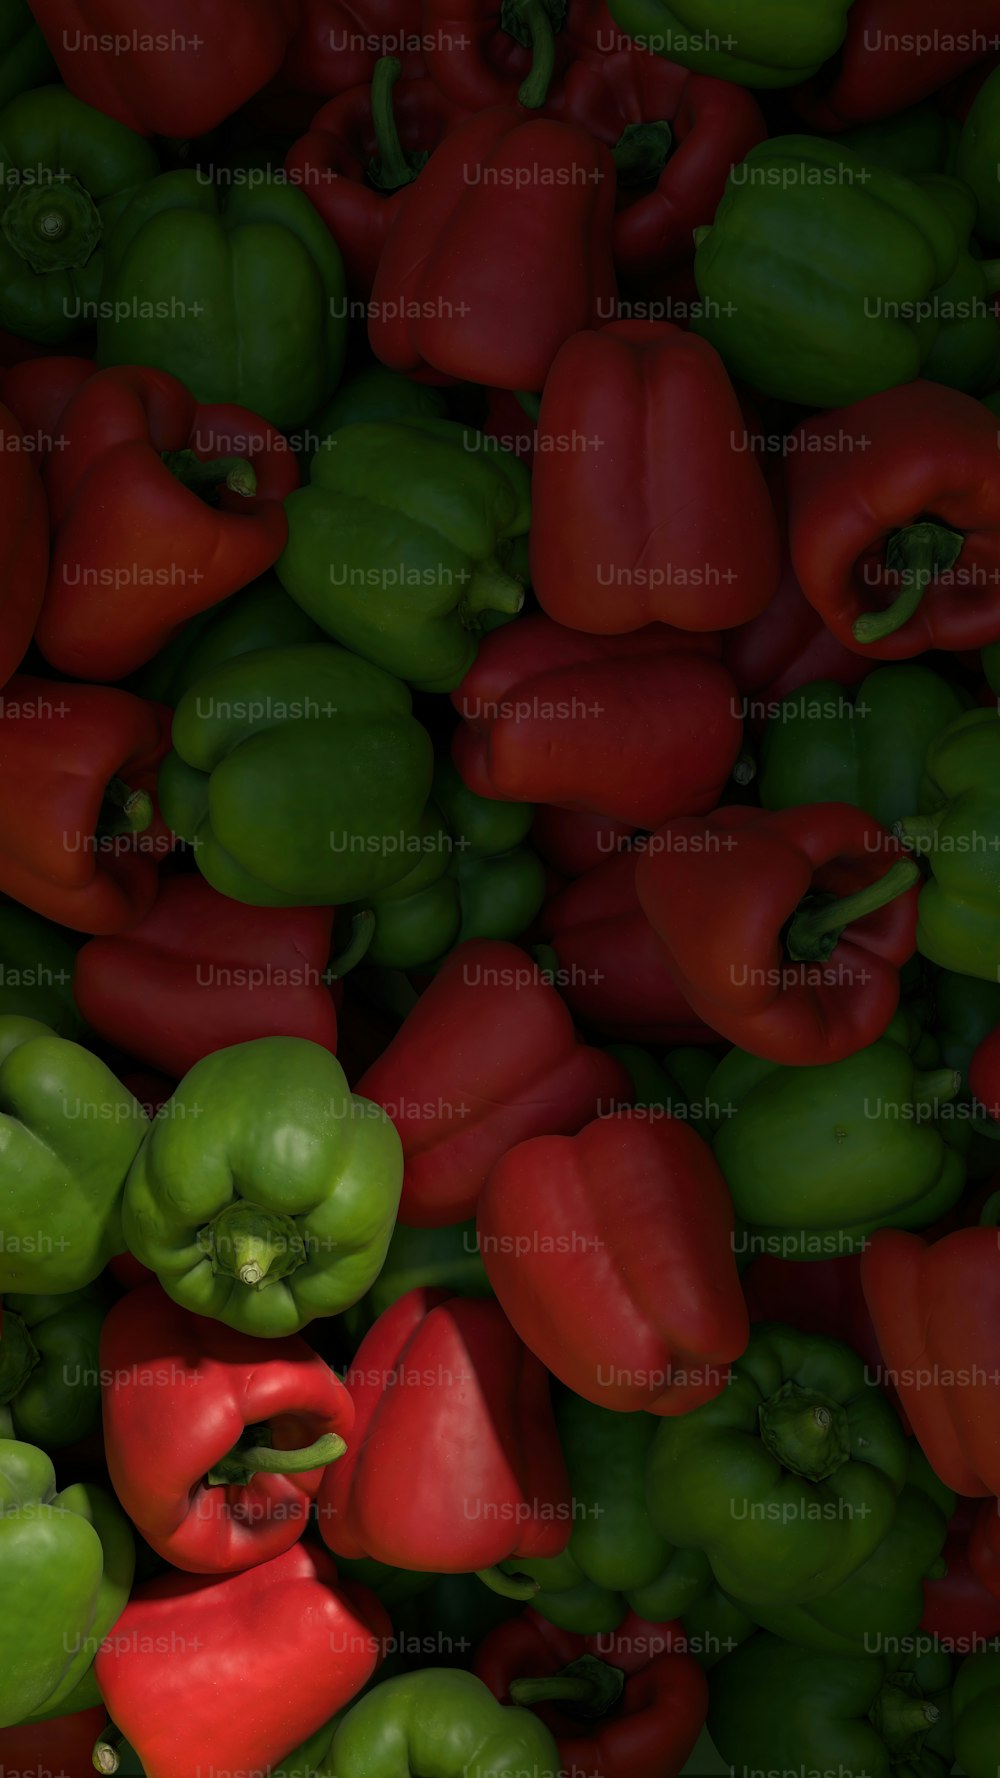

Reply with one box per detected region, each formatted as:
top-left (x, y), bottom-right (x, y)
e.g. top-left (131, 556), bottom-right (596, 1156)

top-left (1, 355), bottom-right (96, 467)
top-left (317, 1288), bottom-right (571, 1580)
top-left (100, 1281), bottom-right (354, 1574)
top-left (421, 0), bottom-right (606, 109)
top-left (286, 61), bottom-right (468, 293)
top-left (0, 1706), bottom-right (110, 1778)
top-left (475, 1609), bottom-right (708, 1778)
top-left (862, 1228), bottom-right (1000, 1496)
top-left (451, 614), bottom-right (743, 826)
top-left (369, 109), bottom-right (616, 389)
top-left (723, 549), bottom-right (869, 730)
top-left (36, 366), bottom-right (297, 682)
top-left (529, 322), bottom-right (779, 633)
top-left (786, 383), bottom-right (1000, 657)
top-left (0, 676), bottom-right (171, 934)
top-left (27, 0), bottom-right (297, 137)
top-left (0, 401), bottom-right (49, 694)
top-left (532, 808), bottom-right (639, 877)
top-left (969, 1027), bottom-right (1000, 1126)
top-left (635, 803), bottom-right (920, 1066)
top-left (280, 0), bottom-right (424, 97)
top-left (358, 938), bottom-right (629, 1225)
top-left (537, 850), bottom-right (711, 1043)
top-left (93, 1543), bottom-right (390, 1778)
top-left (478, 1111), bottom-right (748, 1413)
top-left (545, 51), bottom-right (766, 280)
top-left (73, 875), bottom-right (342, 1078)
top-left (926, 1501), bottom-right (1000, 1644)
top-left (793, 0), bottom-right (1000, 128)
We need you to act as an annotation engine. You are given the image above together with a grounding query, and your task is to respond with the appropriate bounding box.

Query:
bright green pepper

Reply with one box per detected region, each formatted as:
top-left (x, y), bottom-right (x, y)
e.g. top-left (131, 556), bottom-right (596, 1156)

top-left (709, 1637), bottom-right (954, 1778)
top-left (0, 902), bottom-right (82, 1038)
top-left (646, 1324), bottom-right (910, 1609)
top-left (158, 643), bottom-right (435, 907)
top-left (134, 575), bottom-right (324, 707)
top-left (896, 708), bottom-right (1000, 982)
top-left (0, 1016), bottom-right (146, 1294)
top-left (325, 1670), bottom-right (561, 1778)
top-left (757, 666), bottom-right (967, 829)
top-left (0, 1285), bottom-right (106, 1447)
top-left (708, 1032), bottom-right (965, 1259)
top-left (958, 63), bottom-right (1000, 243)
top-left (0, 2), bottom-right (55, 111)
top-left (693, 138), bottom-right (962, 406)
top-left (954, 1650), bottom-right (1000, 1778)
top-left (96, 170), bottom-right (347, 427)
top-left (840, 105), bottom-right (960, 178)
top-left (277, 418), bottom-right (530, 694)
top-left (0, 84), bottom-right (157, 343)
top-left (918, 176), bottom-right (1000, 393)
top-left (0, 1438), bottom-right (135, 1728)
top-left (601, 0), bottom-right (854, 85)
top-left (122, 1036), bottom-right (403, 1336)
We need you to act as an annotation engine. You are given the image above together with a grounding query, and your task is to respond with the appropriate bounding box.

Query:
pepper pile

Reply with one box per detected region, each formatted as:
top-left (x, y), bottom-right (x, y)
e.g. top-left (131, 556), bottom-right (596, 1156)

top-left (4, 4), bottom-right (1000, 1777)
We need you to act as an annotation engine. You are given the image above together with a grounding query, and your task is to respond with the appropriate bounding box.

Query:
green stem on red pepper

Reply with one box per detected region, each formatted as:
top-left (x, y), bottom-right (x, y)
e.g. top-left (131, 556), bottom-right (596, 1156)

top-left (163, 449), bottom-right (258, 501)
top-left (367, 57), bottom-right (429, 192)
top-left (852, 521), bottom-right (964, 644)
top-left (612, 122), bottom-right (673, 187)
top-left (502, 0), bottom-right (565, 107)
top-left (97, 775), bottom-right (154, 840)
top-left (510, 1655), bottom-right (626, 1718)
top-left (206, 1422), bottom-right (347, 1488)
top-left (784, 859), bottom-right (919, 963)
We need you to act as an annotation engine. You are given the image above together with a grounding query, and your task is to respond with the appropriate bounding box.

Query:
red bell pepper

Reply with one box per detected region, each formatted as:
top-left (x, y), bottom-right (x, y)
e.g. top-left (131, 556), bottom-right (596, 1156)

top-left (358, 938), bottom-right (629, 1225)
top-left (723, 549), bottom-right (869, 731)
top-left (317, 1288), bottom-right (571, 1579)
top-left (529, 322), bottom-right (779, 634)
top-left (36, 366), bottom-right (297, 682)
top-left (481, 386), bottom-right (539, 463)
top-left (73, 875), bottom-right (341, 1079)
top-left (545, 50), bottom-right (766, 280)
top-left (475, 1608), bottom-right (708, 1778)
top-left (286, 61), bottom-right (468, 293)
top-left (532, 807), bottom-right (639, 877)
top-left (635, 803), bottom-right (920, 1066)
top-left (786, 382), bottom-right (1000, 657)
top-left (538, 850), bottom-right (712, 1043)
top-left (0, 676), bottom-right (171, 934)
top-left (0, 1705), bottom-right (110, 1778)
top-left (451, 614), bottom-right (743, 826)
top-left (27, 0), bottom-right (297, 138)
top-left (280, 0), bottom-right (424, 97)
top-left (421, 0), bottom-right (604, 109)
top-left (969, 1027), bottom-right (1000, 1125)
top-left (862, 1227), bottom-right (1000, 1496)
top-left (478, 1111), bottom-right (748, 1414)
top-left (926, 1501), bottom-right (1000, 1644)
top-left (1, 356), bottom-right (96, 464)
top-left (793, 0), bottom-right (1000, 129)
top-left (0, 401), bottom-right (49, 694)
top-left (93, 1542), bottom-right (390, 1778)
top-left (101, 1280), bottom-right (354, 1574)
top-left (369, 109), bottom-right (616, 389)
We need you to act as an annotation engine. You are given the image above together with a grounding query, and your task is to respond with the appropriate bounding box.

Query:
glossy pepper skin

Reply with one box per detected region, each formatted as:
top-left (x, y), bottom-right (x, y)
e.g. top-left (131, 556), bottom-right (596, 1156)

top-left (452, 614), bottom-right (743, 827)
top-left (798, 0), bottom-right (1000, 130)
top-left (96, 172), bottom-right (346, 428)
top-left (710, 1033), bottom-right (965, 1257)
top-left (93, 1542), bottom-right (390, 1778)
top-left (636, 803), bottom-right (919, 1067)
top-left (158, 644), bottom-right (434, 909)
top-left (0, 902), bottom-right (82, 1038)
top-left (0, 676), bottom-right (171, 933)
top-left (786, 384), bottom-right (1000, 657)
top-left (959, 64), bottom-right (1000, 241)
top-left (602, 0), bottom-right (854, 85)
top-left (35, 366), bottom-right (297, 682)
top-left (475, 1609), bottom-right (708, 1778)
top-left (369, 109), bottom-right (616, 390)
top-left (0, 85), bottom-right (158, 343)
top-left (478, 1111), bottom-right (749, 1413)
top-left (646, 1324), bottom-right (910, 1609)
top-left (328, 1669), bottom-right (561, 1778)
top-left (123, 1036), bottom-right (403, 1337)
top-left (894, 710), bottom-right (1000, 980)
top-left (862, 1228), bottom-right (1000, 1496)
top-left (101, 1280), bottom-right (354, 1573)
top-left (708, 1637), bottom-right (954, 1778)
top-left (529, 323), bottom-right (779, 634)
top-left (693, 139), bottom-right (961, 407)
top-left (277, 418), bottom-right (530, 693)
top-left (955, 1651), bottom-right (1000, 1778)
top-left (73, 875), bottom-right (340, 1078)
top-left (758, 666), bottom-right (967, 830)
top-left (0, 1285), bottom-right (105, 1446)
top-left (357, 939), bottom-right (630, 1226)
top-left (0, 1016), bottom-right (146, 1294)
top-left (0, 401), bottom-right (50, 691)
top-left (318, 1289), bottom-right (571, 1577)
top-left (0, 1439), bottom-right (134, 1729)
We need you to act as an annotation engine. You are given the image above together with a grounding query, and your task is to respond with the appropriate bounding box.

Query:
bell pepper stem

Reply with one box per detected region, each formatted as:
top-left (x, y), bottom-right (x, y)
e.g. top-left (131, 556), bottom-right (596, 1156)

top-left (758, 1381), bottom-right (850, 1482)
top-left (611, 121), bottom-right (673, 186)
top-left (207, 1429), bottom-right (347, 1488)
top-left (510, 1655), bottom-right (626, 1717)
top-left (511, 1676), bottom-right (593, 1704)
top-left (784, 859), bottom-right (919, 962)
top-left (199, 1203), bottom-right (307, 1288)
top-left (869, 1682), bottom-right (940, 1752)
top-left (93, 1725), bottom-right (126, 1773)
top-left (163, 449), bottom-right (258, 500)
top-left (852, 521), bottom-right (964, 644)
top-left (476, 1566), bottom-right (540, 1600)
top-left (368, 56), bottom-right (422, 191)
top-left (732, 742), bottom-right (756, 786)
top-left (913, 1068), bottom-right (960, 1108)
top-left (462, 558), bottom-right (525, 620)
top-left (894, 813), bottom-right (942, 853)
top-left (97, 775), bottom-right (154, 839)
top-left (511, 0), bottom-right (558, 106)
top-left (328, 910), bottom-right (376, 980)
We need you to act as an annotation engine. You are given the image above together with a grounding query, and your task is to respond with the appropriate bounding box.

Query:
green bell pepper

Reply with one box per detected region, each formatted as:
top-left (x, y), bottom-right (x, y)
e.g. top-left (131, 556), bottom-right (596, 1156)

top-left (0, 84), bottom-right (157, 343)
top-left (122, 1035), bottom-right (403, 1336)
top-left (708, 1030), bottom-right (965, 1258)
top-left (757, 666), bottom-right (966, 830)
top-left (681, 1583), bottom-right (756, 1671)
top-left (958, 64), bottom-right (1000, 243)
top-left (499, 1389), bottom-right (712, 1633)
top-left (840, 105), bottom-right (960, 178)
top-left (158, 643), bottom-right (435, 907)
top-left (343, 1218), bottom-right (492, 1343)
top-left (606, 1043), bottom-right (718, 1141)
top-left (933, 968), bottom-right (1000, 1084)
top-left (134, 574), bottom-right (324, 706)
top-left (709, 1636), bottom-right (954, 1778)
top-left (954, 1650), bottom-right (1000, 1778)
top-left (645, 1323), bottom-right (910, 1609)
top-left (918, 175), bottom-right (1000, 393)
top-left (277, 418), bottom-right (530, 694)
top-left (325, 1670), bottom-right (561, 1778)
top-left (0, 901), bottom-right (82, 1038)
top-left (0, 1), bottom-right (55, 110)
top-left (0, 1285), bottom-right (106, 1447)
top-left (895, 707), bottom-right (1000, 981)
top-left (601, 0), bottom-right (854, 85)
top-left (0, 1016), bottom-right (146, 1294)
top-left (96, 170), bottom-right (347, 427)
top-left (313, 363), bottom-right (449, 438)
top-left (0, 1438), bottom-right (134, 1728)
top-left (693, 138), bottom-right (962, 406)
